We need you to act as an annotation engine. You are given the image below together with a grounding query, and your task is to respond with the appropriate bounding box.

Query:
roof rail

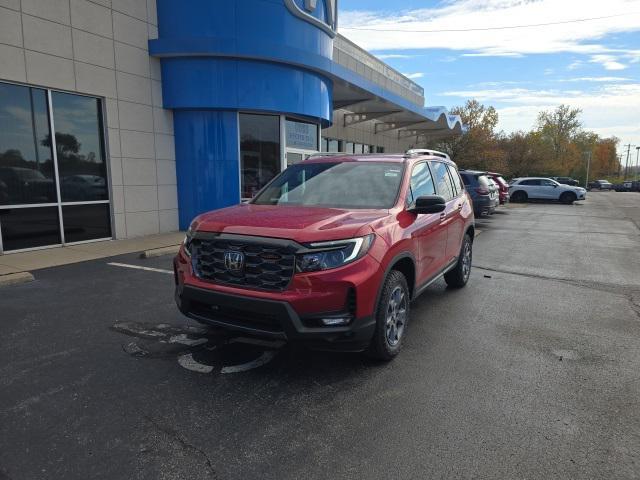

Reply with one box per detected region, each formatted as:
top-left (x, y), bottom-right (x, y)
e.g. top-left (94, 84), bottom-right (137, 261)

top-left (307, 152), bottom-right (349, 159)
top-left (404, 149), bottom-right (450, 160)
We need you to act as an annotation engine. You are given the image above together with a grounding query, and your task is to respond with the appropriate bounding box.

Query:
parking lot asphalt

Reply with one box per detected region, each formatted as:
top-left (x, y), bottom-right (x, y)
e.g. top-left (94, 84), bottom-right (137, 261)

top-left (1, 192), bottom-right (639, 480)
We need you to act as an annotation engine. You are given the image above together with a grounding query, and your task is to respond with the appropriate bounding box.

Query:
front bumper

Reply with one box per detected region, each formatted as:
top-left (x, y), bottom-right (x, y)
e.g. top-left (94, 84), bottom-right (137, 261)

top-left (173, 244), bottom-right (383, 352)
top-left (175, 283), bottom-right (375, 351)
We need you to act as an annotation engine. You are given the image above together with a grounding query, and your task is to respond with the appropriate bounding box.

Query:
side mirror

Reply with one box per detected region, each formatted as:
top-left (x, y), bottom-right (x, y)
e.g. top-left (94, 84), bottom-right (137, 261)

top-left (409, 195), bottom-right (446, 214)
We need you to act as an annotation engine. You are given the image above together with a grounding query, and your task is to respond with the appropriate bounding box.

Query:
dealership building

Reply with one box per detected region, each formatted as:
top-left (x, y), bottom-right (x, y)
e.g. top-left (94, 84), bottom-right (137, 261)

top-left (0, 0), bottom-right (462, 254)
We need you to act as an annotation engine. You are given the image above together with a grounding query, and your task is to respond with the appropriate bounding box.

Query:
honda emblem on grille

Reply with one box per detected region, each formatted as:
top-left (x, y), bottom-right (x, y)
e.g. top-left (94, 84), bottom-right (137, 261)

top-left (224, 251), bottom-right (245, 273)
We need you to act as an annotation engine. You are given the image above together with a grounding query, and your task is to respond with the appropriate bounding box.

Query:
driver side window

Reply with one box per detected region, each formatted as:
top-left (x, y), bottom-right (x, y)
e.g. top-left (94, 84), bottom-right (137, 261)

top-left (406, 162), bottom-right (436, 205)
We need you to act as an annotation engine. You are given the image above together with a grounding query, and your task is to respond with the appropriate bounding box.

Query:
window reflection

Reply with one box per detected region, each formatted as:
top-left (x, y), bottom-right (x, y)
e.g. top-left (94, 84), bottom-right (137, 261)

top-left (51, 92), bottom-right (108, 202)
top-left (62, 204), bottom-right (111, 243)
top-left (240, 113), bottom-right (281, 199)
top-left (0, 84), bottom-right (56, 205)
top-left (0, 207), bottom-right (61, 250)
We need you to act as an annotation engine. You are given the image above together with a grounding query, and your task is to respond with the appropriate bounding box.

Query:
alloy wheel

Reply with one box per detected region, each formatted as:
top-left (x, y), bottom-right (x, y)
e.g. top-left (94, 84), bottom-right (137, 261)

top-left (386, 286), bottom-right (407, 346)
top-left (462, 240), bottom-right (472, 281)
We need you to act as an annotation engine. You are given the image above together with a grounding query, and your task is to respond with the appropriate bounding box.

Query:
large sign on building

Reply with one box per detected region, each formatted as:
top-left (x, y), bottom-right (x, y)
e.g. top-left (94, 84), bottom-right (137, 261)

top-left (284, 0), bottom-right (338, 36)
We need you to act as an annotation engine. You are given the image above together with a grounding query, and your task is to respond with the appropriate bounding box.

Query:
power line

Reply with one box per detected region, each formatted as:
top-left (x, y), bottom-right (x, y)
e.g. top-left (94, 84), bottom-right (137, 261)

top-left (340, 12), bottom-right (638, 33)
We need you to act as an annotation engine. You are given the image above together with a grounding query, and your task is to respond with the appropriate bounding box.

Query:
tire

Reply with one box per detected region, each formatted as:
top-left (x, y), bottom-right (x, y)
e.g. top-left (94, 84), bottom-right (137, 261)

top-left (444, 234), bottom-right (473, 288)
top-left (511, 190), bottom-right (527, 203)
top-left (366, 270), bottom-right (410, 361)
top-left (559, 191), bottom-right (576, 204)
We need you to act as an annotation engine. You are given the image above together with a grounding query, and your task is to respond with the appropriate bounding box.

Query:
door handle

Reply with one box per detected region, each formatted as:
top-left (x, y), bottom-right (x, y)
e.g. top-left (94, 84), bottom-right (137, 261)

top-left (439, 212), bottom-right (446, 219)
top-left (457, 203), bottom-right (463, 210)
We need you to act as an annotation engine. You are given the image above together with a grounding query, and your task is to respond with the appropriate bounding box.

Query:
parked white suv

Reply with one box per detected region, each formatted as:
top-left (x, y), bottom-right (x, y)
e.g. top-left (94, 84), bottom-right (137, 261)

top-left (509, 177), bottom-right (586, 204)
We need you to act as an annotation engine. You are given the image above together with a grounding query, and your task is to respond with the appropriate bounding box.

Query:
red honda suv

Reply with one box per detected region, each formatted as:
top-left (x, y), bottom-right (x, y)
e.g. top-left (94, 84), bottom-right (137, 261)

top-left (174, 151), bottom-right (475, 360)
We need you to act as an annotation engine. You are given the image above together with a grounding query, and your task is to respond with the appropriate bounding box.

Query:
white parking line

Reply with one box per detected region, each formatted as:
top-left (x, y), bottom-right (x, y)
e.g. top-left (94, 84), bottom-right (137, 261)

top-left (220, 350), bottom-right (278, 374)
top-left (107, 262), bottom-right (173, 275)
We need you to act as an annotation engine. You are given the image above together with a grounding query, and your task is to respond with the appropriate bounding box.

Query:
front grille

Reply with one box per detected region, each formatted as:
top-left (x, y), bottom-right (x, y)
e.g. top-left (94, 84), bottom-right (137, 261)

top-left (191, 235), bottom-right (297, 291)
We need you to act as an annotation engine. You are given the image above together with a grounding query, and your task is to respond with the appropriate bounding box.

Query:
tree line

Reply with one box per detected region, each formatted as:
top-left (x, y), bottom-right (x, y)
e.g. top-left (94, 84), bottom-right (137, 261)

top-left (428, 100), bottom-right (621, 182)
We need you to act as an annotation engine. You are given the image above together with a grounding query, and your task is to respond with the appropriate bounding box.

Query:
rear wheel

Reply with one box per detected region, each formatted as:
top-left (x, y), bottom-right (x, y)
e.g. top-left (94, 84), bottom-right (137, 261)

top-left (511, 190), bottom-right (527, 203)
top-left (444, 234), bottom-right (472, 288)
top-left (366, 270), bottom-right (410, 361)
top-left (560, 191), bottom-right (577, 204)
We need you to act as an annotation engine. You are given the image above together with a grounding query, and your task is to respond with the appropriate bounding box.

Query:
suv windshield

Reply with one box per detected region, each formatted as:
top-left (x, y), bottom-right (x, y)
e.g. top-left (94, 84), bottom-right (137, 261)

top-left (252, 161), bottom-right (404, 209)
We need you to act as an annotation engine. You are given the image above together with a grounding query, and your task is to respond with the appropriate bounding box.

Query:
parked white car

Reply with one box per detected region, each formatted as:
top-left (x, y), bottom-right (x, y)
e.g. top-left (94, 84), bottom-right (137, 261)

top-left (508, 177), bottom-right (587, 204)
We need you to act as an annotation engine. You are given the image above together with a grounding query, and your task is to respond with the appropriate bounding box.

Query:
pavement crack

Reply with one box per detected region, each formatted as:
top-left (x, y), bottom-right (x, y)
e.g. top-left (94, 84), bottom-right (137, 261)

top-left (144, 415), bottom-right (217, 478)
top-left (474, 264), bottom-right (640, 301)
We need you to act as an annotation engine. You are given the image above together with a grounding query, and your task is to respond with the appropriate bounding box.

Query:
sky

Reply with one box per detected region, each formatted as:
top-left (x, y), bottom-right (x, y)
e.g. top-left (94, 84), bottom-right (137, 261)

top-left (338, 0), bottom-right (640, 160)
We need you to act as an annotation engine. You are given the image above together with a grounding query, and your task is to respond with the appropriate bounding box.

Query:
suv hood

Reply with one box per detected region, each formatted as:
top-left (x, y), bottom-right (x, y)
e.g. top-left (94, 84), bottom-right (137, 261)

top-left (191, 203), bottom-right (391, 243)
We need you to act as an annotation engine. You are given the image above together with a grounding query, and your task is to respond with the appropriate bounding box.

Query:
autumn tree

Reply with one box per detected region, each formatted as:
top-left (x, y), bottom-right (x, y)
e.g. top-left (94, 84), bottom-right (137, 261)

top-left (428, 99), bottom-right (502, 171)
top-left (497, 131), bottom-right (549, 177)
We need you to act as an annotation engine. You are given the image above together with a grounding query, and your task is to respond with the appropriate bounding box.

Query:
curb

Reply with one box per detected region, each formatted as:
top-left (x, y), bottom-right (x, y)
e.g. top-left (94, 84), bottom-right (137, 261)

top-left (140, 244), bottom-right (180, 259)
top-left (0, 272), bottom-right (35, 287)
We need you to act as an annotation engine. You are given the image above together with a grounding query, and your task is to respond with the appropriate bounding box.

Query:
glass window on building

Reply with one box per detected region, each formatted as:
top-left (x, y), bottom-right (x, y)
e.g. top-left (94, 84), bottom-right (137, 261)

top-left (345, 142), bottom-right (354, 154)
top-left (362, 145), bottom-right (370, 154)
top-left (321, 138), bottom-right (329, 152)
top-left (286, 119), bottom-right (318, 151)
top-left (0, 84), bottom-right (56, 206)
top-left (0, 82), bottom-right (111, 252)
top-left (353, 143), bottom-right (364, 154)
top-left (376, 146), bottom-right (385, 154)
top-left (52, 92), bottom-right (108, 203)
top-left (240, 113), bottom-right (281, 199)
top-left (327, 139), bottom-right (341, 152)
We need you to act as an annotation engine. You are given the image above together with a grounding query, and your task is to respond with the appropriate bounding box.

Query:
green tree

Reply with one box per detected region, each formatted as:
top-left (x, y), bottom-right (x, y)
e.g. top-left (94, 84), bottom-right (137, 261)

top-left (536, 105), bottom-right (582, 173)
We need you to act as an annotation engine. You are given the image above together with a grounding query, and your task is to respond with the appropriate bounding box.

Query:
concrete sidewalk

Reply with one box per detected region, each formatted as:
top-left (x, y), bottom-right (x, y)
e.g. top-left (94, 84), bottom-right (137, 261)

top-left (0, 232), bottom-right (184, 275)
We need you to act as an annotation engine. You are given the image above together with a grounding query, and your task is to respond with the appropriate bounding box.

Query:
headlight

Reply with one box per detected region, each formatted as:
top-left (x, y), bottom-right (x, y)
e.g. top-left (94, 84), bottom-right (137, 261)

top-left (296, 234), bottom-right (375, 272)
top-left (183, 228), bottom-right (193, 257)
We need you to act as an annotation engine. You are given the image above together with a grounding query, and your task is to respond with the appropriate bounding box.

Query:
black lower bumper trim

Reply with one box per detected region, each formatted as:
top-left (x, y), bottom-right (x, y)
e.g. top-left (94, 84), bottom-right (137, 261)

top-left (176, 284), bottom-right (375, 351)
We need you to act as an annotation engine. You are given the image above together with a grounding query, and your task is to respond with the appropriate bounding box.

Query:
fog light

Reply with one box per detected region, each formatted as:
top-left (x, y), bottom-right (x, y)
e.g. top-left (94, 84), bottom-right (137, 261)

top-left (321, 315), bottom-right (352, 326)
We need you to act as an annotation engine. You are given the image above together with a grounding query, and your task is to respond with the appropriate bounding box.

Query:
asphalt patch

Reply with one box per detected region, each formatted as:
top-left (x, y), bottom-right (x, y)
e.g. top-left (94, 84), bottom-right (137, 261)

top-left (111, 321), bottom-right (284, 374)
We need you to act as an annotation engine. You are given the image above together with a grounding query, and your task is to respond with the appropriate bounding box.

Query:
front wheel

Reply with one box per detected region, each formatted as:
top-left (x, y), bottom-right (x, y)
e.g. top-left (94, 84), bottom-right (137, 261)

top-left (444, 234), bottom-right (473, 288)
top-left (366, 270), bottom-right (410, 361)
top-left (511, 190), bottom-right (527, 203)
top-left (560, 192), bottom-right (576, 204)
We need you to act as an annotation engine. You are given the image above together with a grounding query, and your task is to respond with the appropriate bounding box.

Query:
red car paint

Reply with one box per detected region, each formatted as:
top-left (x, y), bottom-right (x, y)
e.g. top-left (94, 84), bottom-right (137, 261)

top-left (174, 154), bottom-right (475, 351)
top-left (486, 172), bottom-right (509, 204)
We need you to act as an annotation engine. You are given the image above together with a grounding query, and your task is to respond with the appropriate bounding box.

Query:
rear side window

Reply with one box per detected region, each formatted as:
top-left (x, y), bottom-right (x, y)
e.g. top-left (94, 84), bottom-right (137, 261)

top-left (431, 161), bottom-right (455, 201)
top-left (447, 165), bottom-right (464, 196)
top-left (520, 179), bottom-right (541, 186)
top-left (459, 173), bottom-right (471, 186)
top-left (407, 162), bottom-right (436, 204)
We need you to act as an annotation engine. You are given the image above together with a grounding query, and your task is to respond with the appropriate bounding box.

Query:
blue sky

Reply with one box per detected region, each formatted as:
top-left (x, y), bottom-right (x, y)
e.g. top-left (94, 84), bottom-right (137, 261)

top-left (339, 0), bottom-right (640, 157)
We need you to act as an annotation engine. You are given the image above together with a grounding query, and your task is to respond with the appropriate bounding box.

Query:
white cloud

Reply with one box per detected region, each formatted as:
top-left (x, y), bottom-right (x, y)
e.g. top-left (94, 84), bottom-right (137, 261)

top-left (375, 54), bottom-right (415, 60)
top-left (441, 83), bottom-right (640, 149)
top-left (559, 76), bottom-right (631, 82)
top-left (589, 54), bottom-right (627, 70)
top-left (402, 72), bottom-right (424, 79)
top-left (339, 0), bottom-right (640, 57)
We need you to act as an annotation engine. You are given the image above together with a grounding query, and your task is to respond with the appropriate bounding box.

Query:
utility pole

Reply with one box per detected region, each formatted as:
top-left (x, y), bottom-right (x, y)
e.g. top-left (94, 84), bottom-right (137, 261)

top-left (584, 151), bottom-right (591, 188)
top-left (623, 144), bottom-right (634, 179)
top-left (617, 155), bottom-right (623, 177)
